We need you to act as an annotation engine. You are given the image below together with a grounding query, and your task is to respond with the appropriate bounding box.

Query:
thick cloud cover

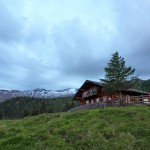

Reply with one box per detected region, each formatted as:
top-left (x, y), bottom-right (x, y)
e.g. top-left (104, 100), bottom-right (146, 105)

top-left (0, 0), bottom-right (150, 90)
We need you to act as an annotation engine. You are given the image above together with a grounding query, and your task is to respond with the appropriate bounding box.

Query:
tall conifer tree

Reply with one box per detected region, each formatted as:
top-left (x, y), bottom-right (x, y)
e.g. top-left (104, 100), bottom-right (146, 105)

top-left (100, 51), bottom-right (137, 94)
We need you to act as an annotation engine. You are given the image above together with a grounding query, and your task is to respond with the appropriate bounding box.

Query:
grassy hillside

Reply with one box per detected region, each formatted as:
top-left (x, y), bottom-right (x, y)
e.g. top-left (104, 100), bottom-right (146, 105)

top-left (0, 105), bottom-right (150, 150)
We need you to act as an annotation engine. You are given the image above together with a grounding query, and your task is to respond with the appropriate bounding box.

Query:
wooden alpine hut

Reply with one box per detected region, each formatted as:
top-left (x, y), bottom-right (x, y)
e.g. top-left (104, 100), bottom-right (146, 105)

top-left (73, 80), bottom-right (103, 105)
top-left (73, 80), bottom-right (150, 105)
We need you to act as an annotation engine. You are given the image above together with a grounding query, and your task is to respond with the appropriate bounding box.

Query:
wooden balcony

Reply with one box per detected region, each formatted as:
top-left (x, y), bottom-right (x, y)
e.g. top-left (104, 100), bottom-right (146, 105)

top-left (82, 87), bottom-right (97, 98)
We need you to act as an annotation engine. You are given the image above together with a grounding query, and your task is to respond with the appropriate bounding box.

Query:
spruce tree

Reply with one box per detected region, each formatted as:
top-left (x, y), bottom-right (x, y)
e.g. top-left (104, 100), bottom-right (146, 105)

top-left (100, 51), bottom-right (137, 94)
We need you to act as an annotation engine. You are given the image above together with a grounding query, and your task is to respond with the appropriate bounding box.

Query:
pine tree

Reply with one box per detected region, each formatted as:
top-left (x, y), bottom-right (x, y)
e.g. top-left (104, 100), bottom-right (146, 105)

top-left (47, 103), bottom-right (54, 113)
top-left (0, 110), bottom-right (3, 119)
top-left (40, 101), bottom-right (46, 114)
top-left (63, 102), bottom-right (69, 112)
top-left (31, 108), bottom-right (39, 116)
top-left (100, 51), bottom-right (137, 94)
top-left (22, 109), bottom-right (29, 118)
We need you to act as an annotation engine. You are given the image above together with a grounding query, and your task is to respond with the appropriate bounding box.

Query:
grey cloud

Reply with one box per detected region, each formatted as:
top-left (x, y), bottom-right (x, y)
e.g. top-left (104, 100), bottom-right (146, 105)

top-left (105, 0), bottom-right (150, 79)
top-left (0, 0), bottom-right (150, 90)
top-left (129, 38), bottom-right (150, 77)
top-left (50, 18), bottom-right (106, 79)
top-left (0, 1), bottom-right (24, 42)
top-left (0, 42), bottom-right (50, 90)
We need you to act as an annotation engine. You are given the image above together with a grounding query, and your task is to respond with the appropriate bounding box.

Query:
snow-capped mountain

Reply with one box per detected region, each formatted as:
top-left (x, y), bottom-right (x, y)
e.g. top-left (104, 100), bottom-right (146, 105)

top-left (0, 88), bottom-right (78, 102)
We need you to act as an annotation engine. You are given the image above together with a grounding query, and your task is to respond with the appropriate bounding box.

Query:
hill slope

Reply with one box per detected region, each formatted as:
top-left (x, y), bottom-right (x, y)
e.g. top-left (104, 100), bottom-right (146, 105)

top-left (0, 105), bottom-right (150, 150)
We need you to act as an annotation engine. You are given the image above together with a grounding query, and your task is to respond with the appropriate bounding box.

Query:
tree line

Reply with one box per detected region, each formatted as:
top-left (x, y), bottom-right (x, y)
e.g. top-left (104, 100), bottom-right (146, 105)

top-left (0, 97), bottom-right (79, 119)
top-left (134, 78), bottom-right (150, 92)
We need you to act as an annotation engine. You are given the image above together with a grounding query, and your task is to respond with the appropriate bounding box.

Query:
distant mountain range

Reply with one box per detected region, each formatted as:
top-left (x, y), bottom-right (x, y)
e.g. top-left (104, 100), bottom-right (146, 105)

top-left (0, 88), bottom-right (78, 102)
top-left (0, 78), bottom-right (149, 102)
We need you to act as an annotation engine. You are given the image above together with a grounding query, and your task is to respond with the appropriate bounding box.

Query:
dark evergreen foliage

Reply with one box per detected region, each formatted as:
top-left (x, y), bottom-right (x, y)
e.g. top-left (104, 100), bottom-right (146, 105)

top-left (63, 101), bottom-right (74, 112)
top-left (133, 78), bottom-right (150, 92)
top-left (142, 80), bottom-right (150, 92)
top-left (101, 51), bottom-right (137, 94)
top-left (0, 97), bottom-right (79, 119)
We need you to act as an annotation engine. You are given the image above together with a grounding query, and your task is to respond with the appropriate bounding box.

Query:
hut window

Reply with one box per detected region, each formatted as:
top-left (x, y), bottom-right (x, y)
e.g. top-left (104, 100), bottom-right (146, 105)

top-left (86, 100), bottom-right (89, 105)
top-left (91, 99), bottom-right (94, 103)
top-left (96, 98), bottom-right (99, 102)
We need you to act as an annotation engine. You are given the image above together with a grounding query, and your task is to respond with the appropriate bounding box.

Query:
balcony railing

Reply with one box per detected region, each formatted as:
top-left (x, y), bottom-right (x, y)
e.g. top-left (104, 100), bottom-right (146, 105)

top-left (82, 87), bottom-right (97, 98)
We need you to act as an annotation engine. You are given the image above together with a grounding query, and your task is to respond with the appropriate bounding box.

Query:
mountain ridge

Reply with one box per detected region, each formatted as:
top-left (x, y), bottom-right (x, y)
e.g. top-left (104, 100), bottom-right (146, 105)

top-left (0, 88), bottom-right (78, 102)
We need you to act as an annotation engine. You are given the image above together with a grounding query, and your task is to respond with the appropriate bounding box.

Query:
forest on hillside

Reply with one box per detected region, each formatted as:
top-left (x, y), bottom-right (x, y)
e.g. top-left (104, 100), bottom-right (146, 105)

top-left (0, 97), bottom-right (79, 119)
top-left (134, 78), bottom-right (150, 92)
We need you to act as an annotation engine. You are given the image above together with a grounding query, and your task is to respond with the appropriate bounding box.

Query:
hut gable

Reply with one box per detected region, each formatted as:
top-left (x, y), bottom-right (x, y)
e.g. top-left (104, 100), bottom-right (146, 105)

top-left (73, 80), bottom-right (102, 105)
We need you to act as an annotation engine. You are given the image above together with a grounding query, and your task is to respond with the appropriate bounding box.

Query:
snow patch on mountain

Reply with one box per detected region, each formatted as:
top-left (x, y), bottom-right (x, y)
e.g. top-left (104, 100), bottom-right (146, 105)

top-left (0, 88), bottom-right (78, 102)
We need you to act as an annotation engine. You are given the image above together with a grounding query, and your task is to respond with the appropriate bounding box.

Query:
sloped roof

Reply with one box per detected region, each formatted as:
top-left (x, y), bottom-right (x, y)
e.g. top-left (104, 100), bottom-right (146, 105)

top-left (85, 80), bottom-right (102, 87)
top-left (73, 80), bottom-right (102, 99)
top-left (121, 88), bottom-right (149, 95)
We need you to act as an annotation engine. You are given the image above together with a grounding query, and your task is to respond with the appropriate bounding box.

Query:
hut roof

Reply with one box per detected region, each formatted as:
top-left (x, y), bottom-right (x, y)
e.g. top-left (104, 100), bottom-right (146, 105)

top-left (85, 80), bottom-right (102, 87)
top-left (121, 88), bottom-right (149, 95)
top-left (73, 80), bottom-right (102, 99)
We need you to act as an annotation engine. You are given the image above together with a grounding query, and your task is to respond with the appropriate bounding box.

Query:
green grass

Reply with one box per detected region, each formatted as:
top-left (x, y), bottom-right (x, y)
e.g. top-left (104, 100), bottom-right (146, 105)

top-left (0, 105), bottom-right (150, 150)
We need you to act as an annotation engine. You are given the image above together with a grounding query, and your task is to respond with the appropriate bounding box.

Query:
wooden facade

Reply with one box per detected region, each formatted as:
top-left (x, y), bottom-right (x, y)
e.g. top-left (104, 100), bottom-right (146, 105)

top-left (73, 80), bottom-right (103, 105)
top-left (73, 80), bottom-right (150, 105)
top-left (115, 89), bottom-right (150, 104)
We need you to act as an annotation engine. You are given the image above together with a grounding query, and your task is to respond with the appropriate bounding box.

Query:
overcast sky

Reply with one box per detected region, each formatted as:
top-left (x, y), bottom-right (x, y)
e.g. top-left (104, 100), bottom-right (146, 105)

top-left (0, 0), bottom-right (150, 90)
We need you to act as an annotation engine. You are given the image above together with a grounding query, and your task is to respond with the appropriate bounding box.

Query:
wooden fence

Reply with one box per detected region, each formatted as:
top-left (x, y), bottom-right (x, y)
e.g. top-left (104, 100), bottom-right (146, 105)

top-left (109, 95), bottom-right (150, 105)
top-left (69, 95), bottom-right (150, 112)
top-left (129, 95), bottom-right (150, 104)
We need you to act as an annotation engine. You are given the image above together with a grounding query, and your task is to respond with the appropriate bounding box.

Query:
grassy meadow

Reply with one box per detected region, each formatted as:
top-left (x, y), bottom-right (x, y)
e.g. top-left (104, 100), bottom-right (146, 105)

top-left (0, 105), bottom-right (150, 150)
